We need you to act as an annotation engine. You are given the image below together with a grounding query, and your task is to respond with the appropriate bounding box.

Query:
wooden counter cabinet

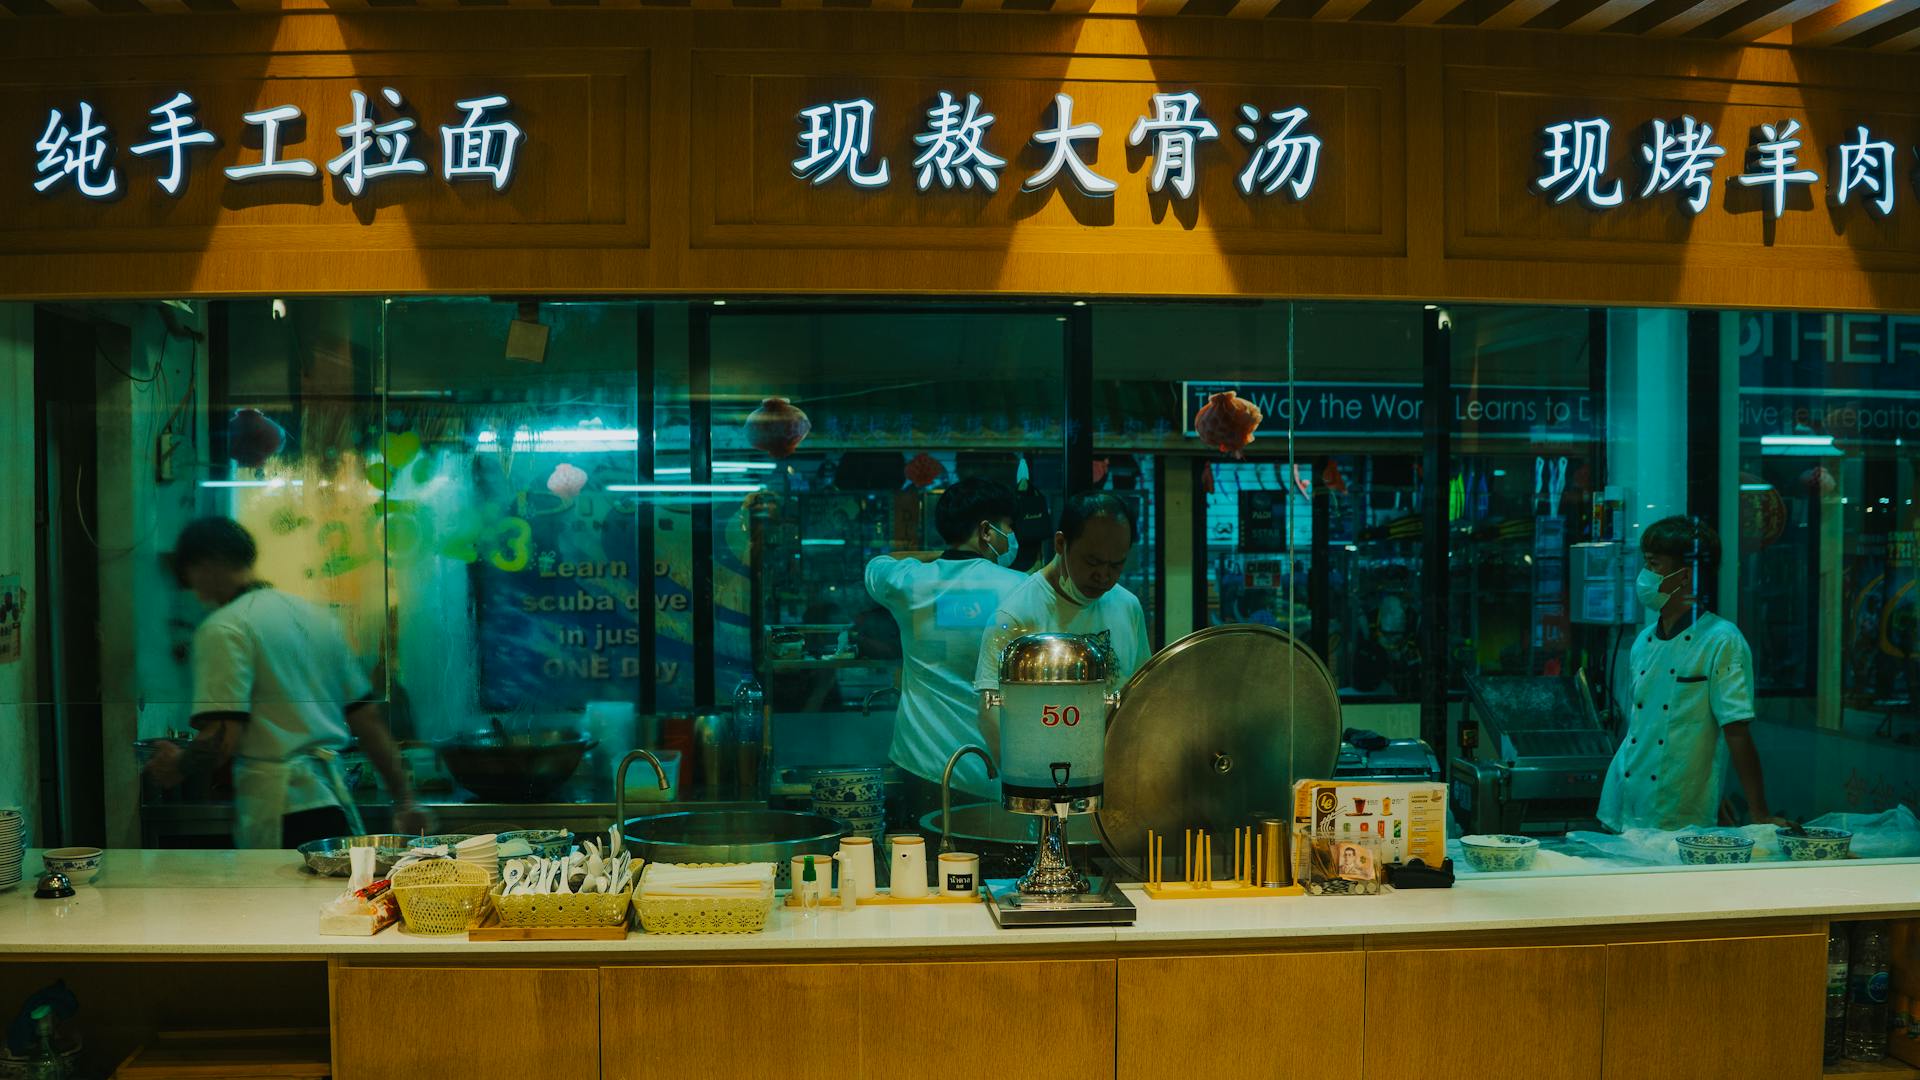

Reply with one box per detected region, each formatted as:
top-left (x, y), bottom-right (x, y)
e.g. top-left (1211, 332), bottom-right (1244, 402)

top-left (1117, 949), bottom-right (1366, 1079)
top-left (1364, 944), bottom-right (1606, 1080)
top-left (332, 965), bottom-right (600, 1080)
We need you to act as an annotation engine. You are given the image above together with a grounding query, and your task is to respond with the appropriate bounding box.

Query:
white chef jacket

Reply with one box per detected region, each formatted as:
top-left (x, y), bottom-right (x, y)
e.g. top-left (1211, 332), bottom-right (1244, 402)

top-left (972, 572), bottom-right (1151, 694)
top-left (192, 588), bottom-right (370, 845)
top-left (865, 554), bottom-right (1026, 797)
top-left (1597, 611), bottom-right (1756, 832)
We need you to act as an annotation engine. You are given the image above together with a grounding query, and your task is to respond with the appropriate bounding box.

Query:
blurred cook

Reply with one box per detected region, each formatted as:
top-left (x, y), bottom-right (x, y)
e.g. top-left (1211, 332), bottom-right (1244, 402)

top-left (1598, 516), bottom-right (1775, 833)
top-left (145, 517), bottom-right (427, 848)
top-left (865, 478), bottom-right (1027, 816)
top-left (973, 491), bottom-right (1151, 752)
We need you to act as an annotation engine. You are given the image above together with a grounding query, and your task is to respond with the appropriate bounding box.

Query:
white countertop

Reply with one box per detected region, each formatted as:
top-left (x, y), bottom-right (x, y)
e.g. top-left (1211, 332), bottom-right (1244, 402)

top-left (0, 850), bottom-right (1915, 957)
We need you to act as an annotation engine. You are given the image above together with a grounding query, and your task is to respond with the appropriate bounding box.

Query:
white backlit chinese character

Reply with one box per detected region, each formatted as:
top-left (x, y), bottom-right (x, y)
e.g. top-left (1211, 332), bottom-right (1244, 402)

top-left (34, 103), bottom-right (118, 199)
top-left (128, 92), bottom-right (218, 196)
top-left (1834, 125), bottom-right (1895, 217)
top-left (327, 88), bottom-right (429, 198)
top-left (1536, 118), bottom-right (1623, 207)
top-left (1023, 94), bottom-right (1116, 197)
top-left (442, 95), bottom-right (524, 191)
top-left (226, 105), bottom-right (318, 182)
top-left (1127, 92), bottom-right (1217, 199)
top-left (1734, 119), bottom-right (1818, 218)
top-left (912, 92), bottom-right (1003, 192)
top-left (1638, 115), bottom-right (1723, 215)
top-left (792, 99), bottom-right (889, 188)
top-left (1234, 105), bottom-right (1321, 199)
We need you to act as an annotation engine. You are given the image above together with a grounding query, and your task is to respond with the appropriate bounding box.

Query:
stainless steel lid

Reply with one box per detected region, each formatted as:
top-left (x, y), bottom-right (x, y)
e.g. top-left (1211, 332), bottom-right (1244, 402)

top-left (997, 632), bottom-right (1111, 685)
top-left (1095, 625), bottom-right (1342, 875)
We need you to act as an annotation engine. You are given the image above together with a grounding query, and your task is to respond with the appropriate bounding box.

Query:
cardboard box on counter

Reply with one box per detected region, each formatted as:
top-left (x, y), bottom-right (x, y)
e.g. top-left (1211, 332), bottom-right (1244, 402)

top-left (1291, 780), bottom-right (1448, 885)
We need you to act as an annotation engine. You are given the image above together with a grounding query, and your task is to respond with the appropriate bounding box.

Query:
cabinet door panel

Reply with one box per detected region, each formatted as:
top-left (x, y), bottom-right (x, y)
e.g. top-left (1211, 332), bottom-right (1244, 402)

top-left (1119, 951), bottom-right (1364, 1080)
top-left (1366, 946), bottom-right (1605, 1080)
top-left (334, 966), bottom-right (597, 1080)
top-left (602, 963), bottom-right (860, 1080)
top-left (1603, 934), bottom-right (1824, 1080)
top-left (860, 959), bottom-right (1115, 1080)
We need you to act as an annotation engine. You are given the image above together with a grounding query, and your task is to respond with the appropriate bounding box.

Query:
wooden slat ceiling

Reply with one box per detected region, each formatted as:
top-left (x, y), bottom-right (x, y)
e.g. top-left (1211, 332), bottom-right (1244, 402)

top-left (1, 0), bottom-right (1916, 50)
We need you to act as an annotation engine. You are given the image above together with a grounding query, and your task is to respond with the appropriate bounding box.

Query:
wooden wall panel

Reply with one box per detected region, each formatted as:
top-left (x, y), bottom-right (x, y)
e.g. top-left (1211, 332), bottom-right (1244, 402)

top-left (689, 51), bottom-right (1404, 258)
top-left (0, 8), bottom-right (1916, 311)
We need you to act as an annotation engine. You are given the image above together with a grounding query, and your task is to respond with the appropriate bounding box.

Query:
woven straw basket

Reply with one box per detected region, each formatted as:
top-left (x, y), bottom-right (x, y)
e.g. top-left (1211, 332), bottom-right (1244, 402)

top-left (635, 863), bottom-right (776, 935)
top-left (390, 859), bottom-right (493, 935)
top-left (491, 880), bottom-right (637, 928)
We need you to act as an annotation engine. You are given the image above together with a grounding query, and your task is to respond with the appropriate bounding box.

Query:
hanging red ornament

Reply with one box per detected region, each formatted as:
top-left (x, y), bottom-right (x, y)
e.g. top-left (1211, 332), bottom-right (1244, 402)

top-left (1201, 463), bottom-right (1215, 496)
top-left (904, 452), bottom-right (943, 489)
top-left (1091, 458), bottom-right (1110, 486)
top-left (745, 397), bottom-right (811, 459)
top-left (1194, 391), bottom-right (1262, 459)
top-left (228, 408), bottom-right (286, 468)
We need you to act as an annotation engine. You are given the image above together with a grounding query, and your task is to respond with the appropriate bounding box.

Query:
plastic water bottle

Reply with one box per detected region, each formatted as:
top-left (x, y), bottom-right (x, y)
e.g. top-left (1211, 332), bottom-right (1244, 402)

top-left (1825, 924), bottom-right (1850, 1065)
top-left (1846, 921), bottom-right (1891, 1062)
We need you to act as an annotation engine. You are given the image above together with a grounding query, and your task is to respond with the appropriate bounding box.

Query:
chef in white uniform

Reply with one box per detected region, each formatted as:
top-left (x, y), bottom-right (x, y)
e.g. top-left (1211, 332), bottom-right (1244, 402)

top-left (974, 491), bottom-right (1151, 752)
top-left (146, 517), bottom-right (427, 848)
top-left (1598, 516), bottom-right (1775, 832)
top-left (865, 479), bottom-right (1028, 818)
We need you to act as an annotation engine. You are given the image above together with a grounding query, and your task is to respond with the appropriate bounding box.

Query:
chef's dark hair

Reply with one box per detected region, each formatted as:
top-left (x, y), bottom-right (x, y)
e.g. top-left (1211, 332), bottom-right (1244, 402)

top-left (935, 477), bottom-right (1017, 545)
top-left (1058, 490), bottom-right (1136, 544)
top-left (1642, 516), bottom-right (1720, 602)
top-left (167, 516), bottom-right (258, 587)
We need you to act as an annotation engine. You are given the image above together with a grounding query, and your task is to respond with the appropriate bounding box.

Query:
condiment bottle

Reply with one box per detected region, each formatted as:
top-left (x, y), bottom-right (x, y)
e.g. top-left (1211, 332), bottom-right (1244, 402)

top-left (800, 856), bottom-right (820, 920)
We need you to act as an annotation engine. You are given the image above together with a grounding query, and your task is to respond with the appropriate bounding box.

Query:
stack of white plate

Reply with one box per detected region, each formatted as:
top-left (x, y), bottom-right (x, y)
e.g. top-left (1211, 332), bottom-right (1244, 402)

top-left (455, 833), bottom-right (500, 884)
top-left (0, 810), bottom-right (23, 892)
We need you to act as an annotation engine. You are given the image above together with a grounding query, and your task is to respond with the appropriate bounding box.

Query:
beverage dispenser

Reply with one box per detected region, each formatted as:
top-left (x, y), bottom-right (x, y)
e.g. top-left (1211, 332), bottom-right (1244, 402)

top-left (982, 632), bottom-right (1136, 925)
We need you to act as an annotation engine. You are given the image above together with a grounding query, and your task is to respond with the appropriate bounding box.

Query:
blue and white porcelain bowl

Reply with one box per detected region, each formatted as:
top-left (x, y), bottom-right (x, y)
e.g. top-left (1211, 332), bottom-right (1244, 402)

top-left (1458, 834), bottom-right (1540, 873)
top-left (810, 773), bottom-right (886, 805)
top-left (1777, 826), bottom-right (1852, 861)
top-left (42, 846), bottom-right (104, 886)
top-left (1675, 833), bottom-right (1754, 865)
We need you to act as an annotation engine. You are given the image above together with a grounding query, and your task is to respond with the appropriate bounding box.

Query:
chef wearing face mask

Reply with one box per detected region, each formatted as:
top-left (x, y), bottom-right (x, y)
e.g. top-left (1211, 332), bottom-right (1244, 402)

top-left (865, 478), bottom-right (1028, 818)
top-left (1598, 516), bottom-right (1775, 833)
top-left (973, 491), bottom-right (1151, 755)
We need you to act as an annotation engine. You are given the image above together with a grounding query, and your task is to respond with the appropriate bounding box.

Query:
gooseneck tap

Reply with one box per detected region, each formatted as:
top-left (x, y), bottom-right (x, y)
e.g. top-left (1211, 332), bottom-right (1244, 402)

top-left (940, 744), bottom-right (999, 853)
top-left (614, 749), bottom-right (672, 844)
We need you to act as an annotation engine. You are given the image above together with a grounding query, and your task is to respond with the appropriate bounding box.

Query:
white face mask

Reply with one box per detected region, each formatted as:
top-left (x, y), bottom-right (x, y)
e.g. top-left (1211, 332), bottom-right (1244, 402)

top-left (1635, 566), bottom-right (1685, 613)
top-left (987, 524), bottom-right (1019, 569)
top-left (1056, 551), bottom-right (1097, 606)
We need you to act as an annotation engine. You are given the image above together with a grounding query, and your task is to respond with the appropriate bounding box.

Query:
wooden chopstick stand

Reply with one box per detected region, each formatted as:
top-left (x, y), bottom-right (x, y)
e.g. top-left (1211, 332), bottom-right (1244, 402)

top-left (1142, 827), bottom-right (1304, 899)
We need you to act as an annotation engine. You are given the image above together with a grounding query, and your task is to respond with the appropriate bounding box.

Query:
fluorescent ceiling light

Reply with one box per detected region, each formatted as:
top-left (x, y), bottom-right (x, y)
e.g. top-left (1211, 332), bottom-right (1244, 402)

top-left (801, 539), bottom-right (847, 547)
top-left (201, 479), bottom-right (303, 488)
top-left (606, 483), bottom-right (763, 495)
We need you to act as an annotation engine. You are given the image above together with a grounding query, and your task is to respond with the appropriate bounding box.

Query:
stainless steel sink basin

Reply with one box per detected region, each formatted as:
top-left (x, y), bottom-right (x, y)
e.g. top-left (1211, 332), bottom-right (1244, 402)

top-left (618, 810), bottom-right (846, 884)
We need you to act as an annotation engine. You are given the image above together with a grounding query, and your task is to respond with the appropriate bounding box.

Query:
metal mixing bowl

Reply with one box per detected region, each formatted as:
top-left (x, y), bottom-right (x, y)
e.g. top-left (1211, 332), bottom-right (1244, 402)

top-left (297, 834), bottom-right (414, 877)
top-left (438, 728), bottom-right (597, 802)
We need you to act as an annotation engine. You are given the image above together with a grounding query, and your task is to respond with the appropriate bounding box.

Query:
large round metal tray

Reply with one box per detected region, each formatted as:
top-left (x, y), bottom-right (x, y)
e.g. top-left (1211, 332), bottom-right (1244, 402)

top-left (1095, 624), bottom-right (1341, 877)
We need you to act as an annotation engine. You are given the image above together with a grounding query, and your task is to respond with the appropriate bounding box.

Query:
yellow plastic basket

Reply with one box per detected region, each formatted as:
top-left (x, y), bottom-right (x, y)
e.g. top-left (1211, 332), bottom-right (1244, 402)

top-left (490, 878), bottom-right (638, 929)
top-left (390, 860), bottom-right (493, 935)
top-left (635, 863), bottom-right (776, 935)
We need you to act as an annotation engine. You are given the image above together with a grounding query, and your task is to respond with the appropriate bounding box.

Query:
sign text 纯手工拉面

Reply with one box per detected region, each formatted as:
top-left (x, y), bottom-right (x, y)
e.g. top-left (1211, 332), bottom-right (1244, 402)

top-left (32, 89), bottom-right (524, 200)
top-left (1535, 114), bottom-right (1906, 220)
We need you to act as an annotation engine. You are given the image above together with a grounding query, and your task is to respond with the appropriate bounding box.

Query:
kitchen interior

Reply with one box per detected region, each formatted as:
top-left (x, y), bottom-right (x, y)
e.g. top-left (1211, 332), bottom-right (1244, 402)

top-left (1, 297), bottom-right (1917, 1078)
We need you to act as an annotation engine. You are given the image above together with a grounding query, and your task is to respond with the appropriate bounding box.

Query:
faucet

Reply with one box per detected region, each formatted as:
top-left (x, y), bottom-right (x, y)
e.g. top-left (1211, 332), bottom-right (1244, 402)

top-left (940, 745), bottom-right (998, 853)
top-left (861, 687), bottom-right (901, 716)
top-left (614, 749), bottom-right (672, 846)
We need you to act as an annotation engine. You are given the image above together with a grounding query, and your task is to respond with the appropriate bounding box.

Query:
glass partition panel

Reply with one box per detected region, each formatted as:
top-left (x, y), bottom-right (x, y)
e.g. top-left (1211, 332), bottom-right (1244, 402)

top-left (704, 306), bottom-right (1068, 822)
